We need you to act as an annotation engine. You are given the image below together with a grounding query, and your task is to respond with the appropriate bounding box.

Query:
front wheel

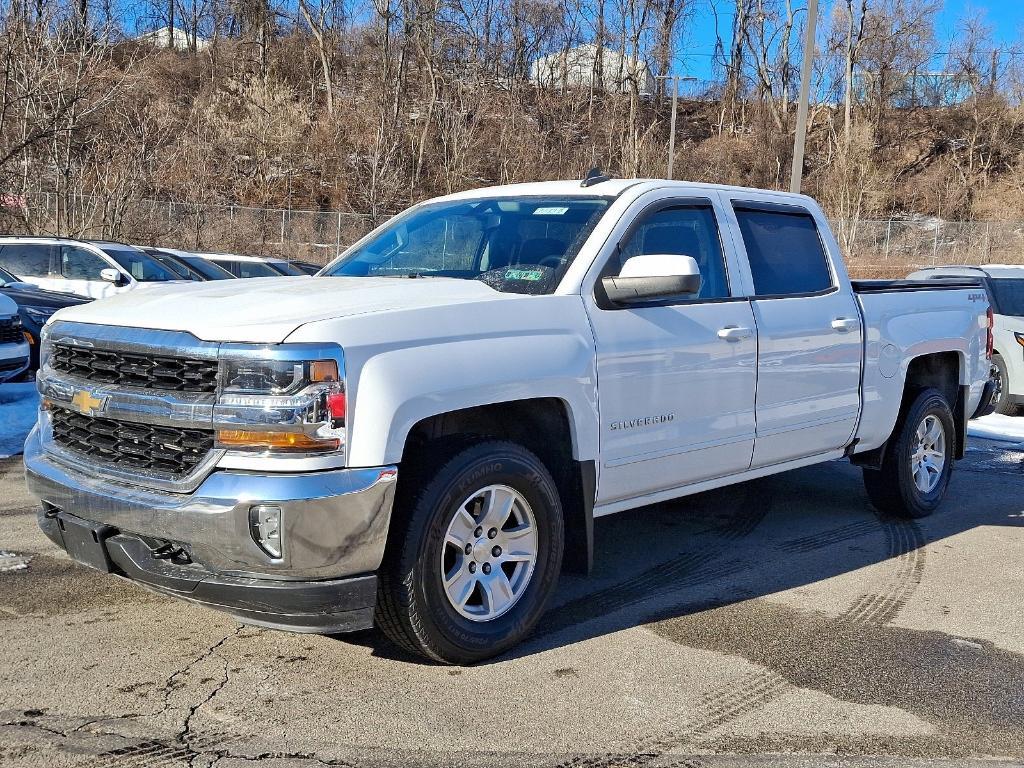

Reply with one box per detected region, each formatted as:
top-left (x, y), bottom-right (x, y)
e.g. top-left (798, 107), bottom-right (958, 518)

top-left (862, 387), bottom-right (955, 519)
top-left (375, 440), bottom-right (564, 664)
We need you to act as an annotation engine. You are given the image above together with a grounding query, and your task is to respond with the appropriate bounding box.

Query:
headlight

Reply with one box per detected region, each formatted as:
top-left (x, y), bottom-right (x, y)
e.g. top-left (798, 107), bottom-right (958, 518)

top-left (22, 306), bottom-right (54, 325)
top-left (214, 356), bottom-right (346, 454)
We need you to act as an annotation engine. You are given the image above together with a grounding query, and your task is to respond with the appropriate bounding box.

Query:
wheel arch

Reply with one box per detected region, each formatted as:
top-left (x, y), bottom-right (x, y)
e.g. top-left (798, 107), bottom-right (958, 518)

top-left (400, 399), bottom-right (596, 575)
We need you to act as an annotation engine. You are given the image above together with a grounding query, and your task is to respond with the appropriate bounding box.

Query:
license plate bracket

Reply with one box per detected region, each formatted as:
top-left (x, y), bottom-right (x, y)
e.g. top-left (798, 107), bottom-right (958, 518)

top-left (56, 514), bottom-right (118, 573)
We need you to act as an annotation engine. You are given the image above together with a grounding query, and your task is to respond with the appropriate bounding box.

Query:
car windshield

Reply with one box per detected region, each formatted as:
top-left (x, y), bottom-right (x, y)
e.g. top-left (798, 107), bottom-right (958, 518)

top-left (989, 277), bottom-right (1024, 316)
top-left (215, 259), bottom-right (280, 278)
top-left (0, 265), bottom-right (17, 284)
top-left (179, 256), bottom-right (235, 280)
top-left (269, 261), bottom-right (306, 276)
top-left (146, 250), bottom-right (198, 280)
top-left (321, 196), bottom-right (612, 294)
top-left (100, 246), bottom-right (179, 282)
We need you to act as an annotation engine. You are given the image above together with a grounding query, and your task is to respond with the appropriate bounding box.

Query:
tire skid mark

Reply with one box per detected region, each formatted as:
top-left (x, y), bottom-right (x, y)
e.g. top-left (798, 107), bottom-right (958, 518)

top-left (840, 518), bottom-right (925, 626)
top-left (778, 519), bottom-right (881, 553)
top-left (539, 553), bottom-right (747, 638)
top-left (89, 727), bottom-right (237, 768)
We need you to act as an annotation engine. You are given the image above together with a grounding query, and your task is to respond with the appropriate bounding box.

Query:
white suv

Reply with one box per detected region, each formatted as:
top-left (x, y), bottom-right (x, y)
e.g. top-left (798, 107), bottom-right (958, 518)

top-left (0, 238), bottom-right (185, 299)
top-left (909, 264), bottom-right (1024, 415)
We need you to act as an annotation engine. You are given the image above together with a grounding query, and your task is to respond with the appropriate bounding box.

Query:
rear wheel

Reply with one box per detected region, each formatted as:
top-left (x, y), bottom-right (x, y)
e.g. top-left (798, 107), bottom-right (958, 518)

top-left (376, 440), bottom-right (564, 664)
top-left (863, 387), bottom-right (955, 519)
top-left (992, 354), bottom-right (1018, 416)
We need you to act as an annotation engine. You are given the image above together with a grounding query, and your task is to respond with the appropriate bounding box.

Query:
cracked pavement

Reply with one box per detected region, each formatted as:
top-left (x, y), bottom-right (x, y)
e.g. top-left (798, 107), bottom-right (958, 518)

top-left (1, 436), bottom-right (1023, 768)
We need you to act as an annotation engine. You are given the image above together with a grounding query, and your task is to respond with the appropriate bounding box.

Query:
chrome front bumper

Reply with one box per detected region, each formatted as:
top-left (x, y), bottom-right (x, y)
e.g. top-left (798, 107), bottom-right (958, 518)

top-left (25, 426), bottom-right (397, 582)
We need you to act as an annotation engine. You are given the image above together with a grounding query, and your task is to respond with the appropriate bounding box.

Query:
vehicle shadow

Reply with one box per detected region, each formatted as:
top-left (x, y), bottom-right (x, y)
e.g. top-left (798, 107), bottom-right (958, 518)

top-left (354, 445), bottom-right (1024, 666)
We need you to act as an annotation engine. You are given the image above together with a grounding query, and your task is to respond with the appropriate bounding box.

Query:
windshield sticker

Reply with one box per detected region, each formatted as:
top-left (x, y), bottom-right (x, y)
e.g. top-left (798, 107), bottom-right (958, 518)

top-left (533, 206), bottom-right (569, 215)
top-left (505, 269), bottom-right (544, 281)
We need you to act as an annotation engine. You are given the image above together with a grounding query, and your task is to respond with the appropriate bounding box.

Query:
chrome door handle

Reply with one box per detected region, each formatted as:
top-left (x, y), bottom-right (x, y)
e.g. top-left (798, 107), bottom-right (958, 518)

top-left (718, 326), bottom-right (753, 342)
top-left (831, 317), bottom-right (859, 333)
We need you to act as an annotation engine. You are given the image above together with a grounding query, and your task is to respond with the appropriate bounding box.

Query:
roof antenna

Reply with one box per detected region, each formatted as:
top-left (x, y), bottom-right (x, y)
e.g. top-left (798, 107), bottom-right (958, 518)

top-left (581, 167), bottom-right (612, 188)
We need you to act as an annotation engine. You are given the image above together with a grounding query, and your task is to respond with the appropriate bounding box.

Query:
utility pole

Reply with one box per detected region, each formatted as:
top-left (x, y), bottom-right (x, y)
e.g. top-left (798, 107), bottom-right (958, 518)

top-left (656, 75), bottom-right (698, 179)
top-left (790, 0), bottom-right (819, 194)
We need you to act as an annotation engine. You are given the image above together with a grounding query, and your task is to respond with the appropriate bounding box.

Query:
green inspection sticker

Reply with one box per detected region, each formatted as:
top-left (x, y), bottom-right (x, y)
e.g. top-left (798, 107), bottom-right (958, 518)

top-left (504, 269), bottom-right (544, 281)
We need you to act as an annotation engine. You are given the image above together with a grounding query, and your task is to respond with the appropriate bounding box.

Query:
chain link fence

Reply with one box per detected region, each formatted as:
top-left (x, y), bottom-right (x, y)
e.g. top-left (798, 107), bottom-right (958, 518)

top-left (0, 193), bottom-right (376, 266)
top-left (2, 192), bottom-right (1023, 275)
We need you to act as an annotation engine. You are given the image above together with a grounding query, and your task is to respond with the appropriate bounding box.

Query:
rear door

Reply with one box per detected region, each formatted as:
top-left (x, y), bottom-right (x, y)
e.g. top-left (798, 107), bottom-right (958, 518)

top-left (585, 193), bottom-right (758, 507)
top-left (724, 199), bottom-right (863, 466)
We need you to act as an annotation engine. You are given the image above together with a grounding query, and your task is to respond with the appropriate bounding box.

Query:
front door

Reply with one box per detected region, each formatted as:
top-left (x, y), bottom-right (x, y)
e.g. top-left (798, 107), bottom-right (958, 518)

top-left (727, 200), bottom-right (863, 467)
top-left (586, 197), bottom-right (758, 507)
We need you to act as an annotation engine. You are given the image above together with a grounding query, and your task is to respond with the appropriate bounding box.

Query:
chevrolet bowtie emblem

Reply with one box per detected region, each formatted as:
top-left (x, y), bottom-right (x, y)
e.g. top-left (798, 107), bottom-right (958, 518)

top-left (71, 389), bottom-right (105, 416)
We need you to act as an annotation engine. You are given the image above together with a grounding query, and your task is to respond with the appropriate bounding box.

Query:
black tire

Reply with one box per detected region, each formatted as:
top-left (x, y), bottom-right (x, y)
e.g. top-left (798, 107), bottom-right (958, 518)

top-left (376, 439), bottom-right (564, 664)
top-left (992, 354), bottom-right (1018, 416)
top-left (862, 387), bottom-right (955, 519)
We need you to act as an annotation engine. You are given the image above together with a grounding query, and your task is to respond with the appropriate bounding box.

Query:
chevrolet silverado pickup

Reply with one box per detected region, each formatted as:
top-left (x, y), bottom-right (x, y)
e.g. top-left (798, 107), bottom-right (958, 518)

top-left (26, 179), bottom-right (994, 663)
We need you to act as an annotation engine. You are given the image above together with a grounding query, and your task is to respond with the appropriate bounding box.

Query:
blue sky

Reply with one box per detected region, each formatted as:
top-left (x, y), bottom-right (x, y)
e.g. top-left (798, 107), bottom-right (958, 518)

top-left (676, 0), bottom-right (1024, 81)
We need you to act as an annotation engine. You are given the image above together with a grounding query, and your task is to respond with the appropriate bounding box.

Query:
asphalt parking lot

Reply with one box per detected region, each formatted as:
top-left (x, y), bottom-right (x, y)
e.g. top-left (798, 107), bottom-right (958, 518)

top-left (1, 434), bottom-right (1023, 768)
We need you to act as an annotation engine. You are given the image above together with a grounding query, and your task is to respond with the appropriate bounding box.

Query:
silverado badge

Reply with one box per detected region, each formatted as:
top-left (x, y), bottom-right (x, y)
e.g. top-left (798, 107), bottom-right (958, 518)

top-left (71, 389), bottom-right (105, 417)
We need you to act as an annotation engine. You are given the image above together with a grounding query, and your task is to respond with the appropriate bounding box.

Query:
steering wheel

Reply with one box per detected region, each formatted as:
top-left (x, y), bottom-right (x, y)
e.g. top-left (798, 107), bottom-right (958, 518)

top-left (538, 255), bottom-right (567, 270)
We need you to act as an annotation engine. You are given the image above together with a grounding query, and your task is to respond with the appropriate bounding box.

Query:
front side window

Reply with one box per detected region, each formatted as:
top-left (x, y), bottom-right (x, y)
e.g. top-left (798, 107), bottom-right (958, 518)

top-left (61, 246), bottom-right (109, 281)
top-left (322, 196), bottom-right (612, 294)
top-left (0, 244), bottom-right (51, 277)
top-left (734, 206), bottom-right (833, 296)
top-left (608, 204), bottom-right (730, 300)
top-left (100, 246), bottom-right (177, 282)
top-left (989, 278), bottom-right (1024, 316)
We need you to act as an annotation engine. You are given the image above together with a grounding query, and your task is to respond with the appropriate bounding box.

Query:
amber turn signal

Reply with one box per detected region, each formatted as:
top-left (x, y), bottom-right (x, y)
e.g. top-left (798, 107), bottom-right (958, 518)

top-left (216, 429), bottom-right (340, 452)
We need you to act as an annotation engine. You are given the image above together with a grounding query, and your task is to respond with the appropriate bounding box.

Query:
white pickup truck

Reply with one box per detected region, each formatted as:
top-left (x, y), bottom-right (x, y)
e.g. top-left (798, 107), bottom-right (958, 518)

top-left (26, 178), bottom-right (994, 663)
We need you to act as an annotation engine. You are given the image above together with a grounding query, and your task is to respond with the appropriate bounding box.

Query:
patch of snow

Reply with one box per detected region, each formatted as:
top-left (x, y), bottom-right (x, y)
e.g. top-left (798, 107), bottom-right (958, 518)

top-left (969, 413), bottom-right (1024, 447)
top-left (0, 381), bottom-right (39, 458)
top-left (0, 550), bottom-right (31, 572)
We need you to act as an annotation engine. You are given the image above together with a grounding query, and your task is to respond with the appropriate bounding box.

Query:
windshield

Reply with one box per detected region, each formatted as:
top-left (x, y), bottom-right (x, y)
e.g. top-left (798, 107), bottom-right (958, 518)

top-left (321, 196), bottom-right (612, 294)
top-left (100, 246), bottom-right (179, 282)
top-left (145, 250), bottom-right (199, 280)
top-left (989, 278), bottom-right (1024, 316)
top-left (0, 264), bottom-right (17, 284)
top-left (179, 255), bottom-right (235, 280)
top-left (213, 258), bottom-right (280, 278)
top-left (269, 261), bottom-right (306, 276)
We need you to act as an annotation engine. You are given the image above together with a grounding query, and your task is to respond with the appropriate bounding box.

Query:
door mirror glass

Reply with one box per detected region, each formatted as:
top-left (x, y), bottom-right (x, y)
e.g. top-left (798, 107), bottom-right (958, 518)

top-left (602, 254), bottom-right (702, 304)
top-left (99, 267), bottom-right (123, 284)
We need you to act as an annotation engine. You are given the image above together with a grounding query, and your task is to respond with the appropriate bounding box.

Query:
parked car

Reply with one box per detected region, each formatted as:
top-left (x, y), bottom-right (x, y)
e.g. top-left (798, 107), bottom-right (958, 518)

top-left (0, 292), bottom-right (29, 382)
top-left (26, 178), bottom-right (993, 664)
top-left (197, 252), bottom-right (289, 278)
top-left (0, 265), bottom-right (90, 370)
top-left (0, 237), bottom-right (185, 299)
top-left (909, 264), bottom-right (1024, 415)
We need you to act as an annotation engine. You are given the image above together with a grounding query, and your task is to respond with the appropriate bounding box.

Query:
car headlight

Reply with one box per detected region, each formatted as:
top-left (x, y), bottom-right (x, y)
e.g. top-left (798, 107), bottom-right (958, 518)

top-left (214, 356), bottom-right (346, 454)
top-left (22, 306), bottom-right (55, 325)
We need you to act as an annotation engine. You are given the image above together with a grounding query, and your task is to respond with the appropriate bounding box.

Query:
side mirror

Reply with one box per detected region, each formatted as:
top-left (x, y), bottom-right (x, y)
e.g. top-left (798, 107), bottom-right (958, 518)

top-left (99, 267), bottom-right (125, 285)
top-left (601, 254), bottom-right (702, 305)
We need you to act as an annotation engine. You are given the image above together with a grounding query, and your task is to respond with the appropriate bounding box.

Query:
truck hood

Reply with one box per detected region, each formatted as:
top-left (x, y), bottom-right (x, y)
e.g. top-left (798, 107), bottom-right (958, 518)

top-left (50, 276), bottom-right (511, 343)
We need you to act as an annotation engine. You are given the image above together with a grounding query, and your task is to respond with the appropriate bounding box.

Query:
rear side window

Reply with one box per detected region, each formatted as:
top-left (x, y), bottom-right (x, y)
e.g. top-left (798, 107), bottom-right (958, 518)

top-left (988, 278), bottom-right (1024, 316)
top-left (0, 243), bottom-right (51, 277)
top-left (734, 206), bottom-right (833, 296)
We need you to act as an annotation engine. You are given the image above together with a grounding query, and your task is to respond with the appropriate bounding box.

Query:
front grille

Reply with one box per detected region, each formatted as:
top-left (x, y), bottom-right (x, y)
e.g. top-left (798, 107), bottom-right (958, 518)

top-left (0, 319), bottom-right (22, 344)
top-left (51, 343), bottom-right (218, 393)
top-left (50, 407), bottom-right (214, 478)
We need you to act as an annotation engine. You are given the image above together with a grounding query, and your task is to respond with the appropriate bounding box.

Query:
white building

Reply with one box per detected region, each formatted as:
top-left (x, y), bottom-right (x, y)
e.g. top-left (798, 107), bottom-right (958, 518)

top-left (531, 44), bottom-right (656, 96)
top-left (134, 26), bottom-right (211, 51)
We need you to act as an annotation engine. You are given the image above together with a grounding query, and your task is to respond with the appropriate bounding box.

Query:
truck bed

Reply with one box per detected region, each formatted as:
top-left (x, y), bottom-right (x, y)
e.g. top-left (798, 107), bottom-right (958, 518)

top-left (852, 278), bottom-right (984, 293)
